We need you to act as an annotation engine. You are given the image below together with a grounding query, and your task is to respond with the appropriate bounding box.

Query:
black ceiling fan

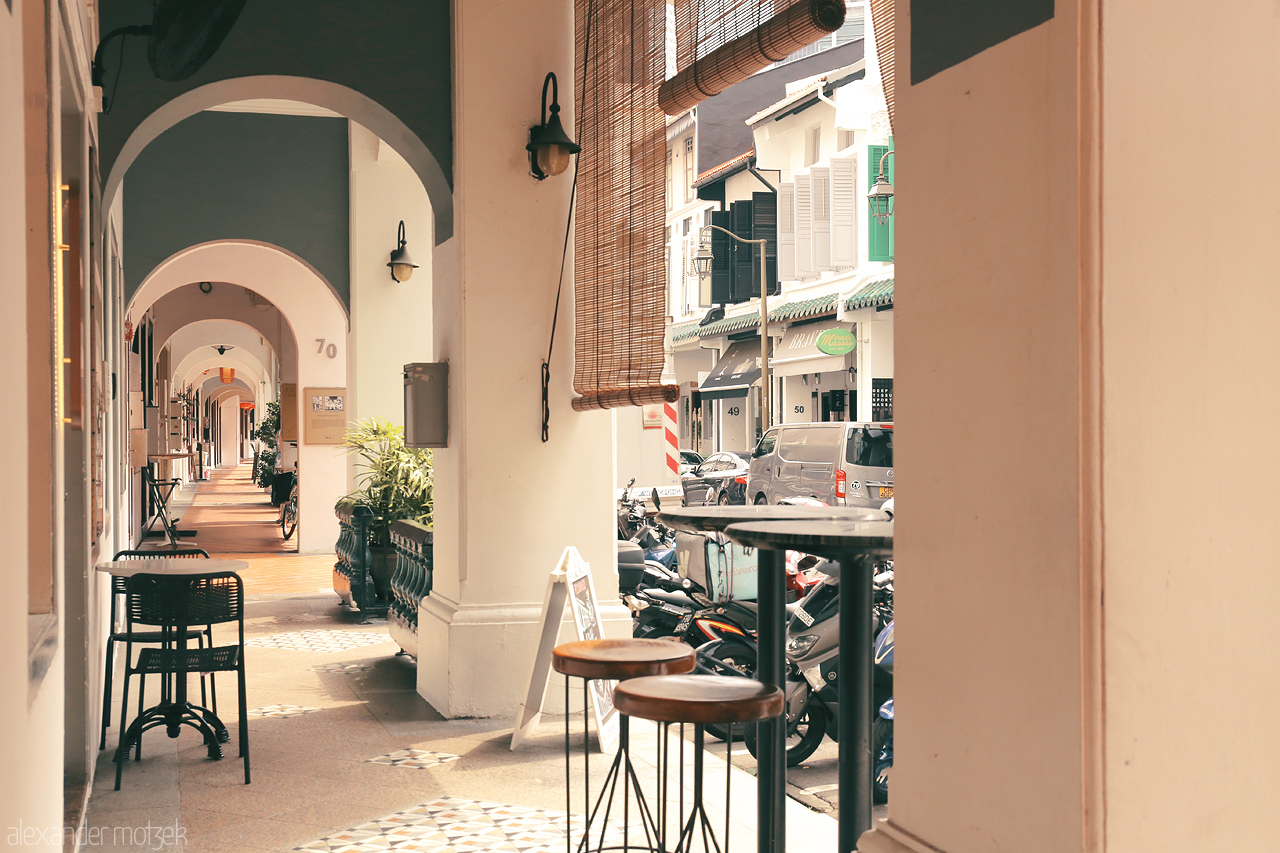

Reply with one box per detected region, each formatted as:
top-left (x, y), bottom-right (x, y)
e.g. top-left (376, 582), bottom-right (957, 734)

top-left (92, 0), bottom-right (249, 112)
top-left (211, 345), bottom-right (235, 356)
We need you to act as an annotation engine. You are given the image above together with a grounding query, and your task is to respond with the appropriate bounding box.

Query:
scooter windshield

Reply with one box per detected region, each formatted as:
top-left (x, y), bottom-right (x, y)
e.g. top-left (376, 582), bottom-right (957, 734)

top-left (791, 577), bottom-right (840, 629)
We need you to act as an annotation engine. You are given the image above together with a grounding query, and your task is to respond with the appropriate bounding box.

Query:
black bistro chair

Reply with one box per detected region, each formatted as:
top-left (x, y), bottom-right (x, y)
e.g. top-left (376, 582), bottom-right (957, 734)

top-left (114, 571), bottom-right (249, 789)
top-left (100, 548), bottom-right (212, 751)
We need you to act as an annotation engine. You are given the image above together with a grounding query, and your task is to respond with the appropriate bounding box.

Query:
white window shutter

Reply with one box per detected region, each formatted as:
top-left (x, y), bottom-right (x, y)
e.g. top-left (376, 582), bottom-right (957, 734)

top-left (778, 183), bottom-right (796, 282)
top-left (830, 155), bottom-right (858, 270)
top-left (811, 166), bottom-right (832, 271)
top-left (794, 174), bottom-right (815, 279)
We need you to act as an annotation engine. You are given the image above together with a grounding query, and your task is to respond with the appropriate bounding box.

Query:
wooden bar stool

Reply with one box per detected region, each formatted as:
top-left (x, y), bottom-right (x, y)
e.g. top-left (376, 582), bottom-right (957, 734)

top-left (553, 639), bottom-right (696, 853)
top-left (614, 675), bottom-right (784, 853)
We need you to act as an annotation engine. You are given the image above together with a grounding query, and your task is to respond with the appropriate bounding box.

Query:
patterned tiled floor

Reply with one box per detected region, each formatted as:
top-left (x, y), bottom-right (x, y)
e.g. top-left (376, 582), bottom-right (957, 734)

top-left (295, 797), bottom-right (632, 853)
top-left (248, 703), bottom-right (322, 718)
top-left (367, 748), bottom-right (461, 769)
top-left (245, 629), bottom-right (394, 652)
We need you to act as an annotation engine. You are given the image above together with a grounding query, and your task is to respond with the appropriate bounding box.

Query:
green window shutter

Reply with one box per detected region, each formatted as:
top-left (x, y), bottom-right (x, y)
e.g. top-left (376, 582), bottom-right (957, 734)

top-left (868, 140), bottom-right (894, 262)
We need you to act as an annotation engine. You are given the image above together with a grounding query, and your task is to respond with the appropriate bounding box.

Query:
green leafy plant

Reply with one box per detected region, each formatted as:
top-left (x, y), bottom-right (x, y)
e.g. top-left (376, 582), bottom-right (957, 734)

top-left (336, 417), bottom-right (433, 546)
top-left (254, 400), bottom-right (281, 488)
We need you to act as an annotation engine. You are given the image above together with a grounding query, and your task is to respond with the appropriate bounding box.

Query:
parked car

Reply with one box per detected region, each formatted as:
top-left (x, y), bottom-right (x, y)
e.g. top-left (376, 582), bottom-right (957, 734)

top-left (678, 449), bottom-right (703, 475)
top-left (681, 451), bottom-right (751, 506)
top-left (746, 422), bottom-right (894, 508)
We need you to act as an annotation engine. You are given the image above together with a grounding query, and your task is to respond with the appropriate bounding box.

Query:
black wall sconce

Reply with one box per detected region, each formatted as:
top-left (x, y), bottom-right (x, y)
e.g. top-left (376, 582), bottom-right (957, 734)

top-left (387, 220), bottom-right (419, 282)
top-left (527, 72), bottom-right (580, 180)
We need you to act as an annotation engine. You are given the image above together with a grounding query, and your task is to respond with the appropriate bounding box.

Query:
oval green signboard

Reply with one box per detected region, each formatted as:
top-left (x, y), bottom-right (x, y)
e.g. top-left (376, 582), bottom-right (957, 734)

top-left (816, 328), bottom-right (856, 355)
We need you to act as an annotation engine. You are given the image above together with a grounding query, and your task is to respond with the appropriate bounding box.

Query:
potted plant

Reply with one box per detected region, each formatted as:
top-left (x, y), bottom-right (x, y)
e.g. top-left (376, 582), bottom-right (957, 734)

top-left (335, 418), bottom-right (433, 599)
top-left (254, 400), bottom-right (280, 490)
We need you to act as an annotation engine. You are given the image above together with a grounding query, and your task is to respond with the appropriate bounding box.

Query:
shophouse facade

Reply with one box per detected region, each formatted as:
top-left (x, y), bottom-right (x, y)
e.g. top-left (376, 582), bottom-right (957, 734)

top-left (666, 35), bottom-right (894, 458)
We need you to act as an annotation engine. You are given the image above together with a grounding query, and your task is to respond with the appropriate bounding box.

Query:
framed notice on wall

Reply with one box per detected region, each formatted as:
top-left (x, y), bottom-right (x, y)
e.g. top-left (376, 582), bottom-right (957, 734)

top-left (303, 387), bottom-right (348, 444)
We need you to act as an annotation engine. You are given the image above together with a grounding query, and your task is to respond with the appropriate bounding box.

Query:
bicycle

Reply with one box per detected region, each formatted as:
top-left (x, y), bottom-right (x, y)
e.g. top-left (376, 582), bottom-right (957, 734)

top-left (279, 474), bottom-right (298, 540)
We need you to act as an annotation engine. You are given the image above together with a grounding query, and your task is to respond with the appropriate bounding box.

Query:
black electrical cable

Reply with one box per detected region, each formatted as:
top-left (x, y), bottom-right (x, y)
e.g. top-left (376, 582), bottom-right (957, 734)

top-left (105, 33), bottom-right (126, 115)
top-left (541, 166), bottom-right (577, 443)
top-left (542, 0), bottom-right (594, 443)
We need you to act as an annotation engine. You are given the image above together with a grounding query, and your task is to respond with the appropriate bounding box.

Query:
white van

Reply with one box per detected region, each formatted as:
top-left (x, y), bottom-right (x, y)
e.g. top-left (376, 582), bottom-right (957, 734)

top-left (746, 422), bottom-right (894, 508)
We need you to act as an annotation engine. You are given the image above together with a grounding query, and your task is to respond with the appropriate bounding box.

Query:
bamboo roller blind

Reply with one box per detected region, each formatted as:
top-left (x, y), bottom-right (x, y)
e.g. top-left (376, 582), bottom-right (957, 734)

top-left (572, 0), bottom-right (677, 411)
top-left (661, 0), bottom-right (847, 115)
top-left (868, 0), bottom-right (895, 134)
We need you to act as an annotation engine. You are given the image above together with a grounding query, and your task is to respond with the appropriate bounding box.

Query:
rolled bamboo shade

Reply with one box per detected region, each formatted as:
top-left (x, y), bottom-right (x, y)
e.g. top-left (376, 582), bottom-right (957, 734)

top-left (572, 0), bottom-right (677, 412)
top-left (868, 0), bottom-right (895, 134)
top-left (660, 0), bottom-right (847, 115)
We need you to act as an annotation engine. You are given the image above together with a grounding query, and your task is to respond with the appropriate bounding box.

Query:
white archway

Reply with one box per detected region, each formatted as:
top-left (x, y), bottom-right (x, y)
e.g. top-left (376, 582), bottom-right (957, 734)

top-left (103, 75), bottom-right (452, 244)
top-left (132, 240), bottom-right (349, 554)
top-left (180, 356), bottom-right (264, 395)
top-left (150, 283), bottom-right (293, 376)
top-left (164, 319), bottom-right (279, 370)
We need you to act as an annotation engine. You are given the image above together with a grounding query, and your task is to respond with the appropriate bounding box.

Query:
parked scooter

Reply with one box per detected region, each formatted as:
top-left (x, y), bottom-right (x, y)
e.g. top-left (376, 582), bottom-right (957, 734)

top-left (728, 559), bottom-right (894, 769)
top-left (617, 478), bottom-right (677, 569)
top-left (873, 619), bottom-right (894, 803)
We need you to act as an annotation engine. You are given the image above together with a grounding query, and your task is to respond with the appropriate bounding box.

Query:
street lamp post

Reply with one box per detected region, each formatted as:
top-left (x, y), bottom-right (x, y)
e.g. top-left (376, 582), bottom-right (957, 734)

top-left (693, 225), bottom-right (771, 434)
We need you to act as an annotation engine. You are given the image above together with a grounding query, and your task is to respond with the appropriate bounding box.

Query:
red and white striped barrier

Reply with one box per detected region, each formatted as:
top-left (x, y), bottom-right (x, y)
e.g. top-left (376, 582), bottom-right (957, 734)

top-left (664, 401), bottom-right (680, 474)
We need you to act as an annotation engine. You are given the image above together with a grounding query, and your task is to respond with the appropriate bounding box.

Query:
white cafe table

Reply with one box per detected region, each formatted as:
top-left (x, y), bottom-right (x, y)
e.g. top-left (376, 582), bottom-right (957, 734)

top-left (96, 558), bottom-right (248, 577)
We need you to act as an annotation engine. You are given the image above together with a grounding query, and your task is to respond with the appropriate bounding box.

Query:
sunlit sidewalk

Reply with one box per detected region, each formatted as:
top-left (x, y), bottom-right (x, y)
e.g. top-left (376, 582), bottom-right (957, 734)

top-left (82, 464), bottom-right (835, 852)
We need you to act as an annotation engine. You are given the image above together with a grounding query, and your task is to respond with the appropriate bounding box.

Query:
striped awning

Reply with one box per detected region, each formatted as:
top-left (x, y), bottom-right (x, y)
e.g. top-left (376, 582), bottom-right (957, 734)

top-left (844, 277), bottom-right (894, 311)
top-left (669, 281), bottom-right (893, 345)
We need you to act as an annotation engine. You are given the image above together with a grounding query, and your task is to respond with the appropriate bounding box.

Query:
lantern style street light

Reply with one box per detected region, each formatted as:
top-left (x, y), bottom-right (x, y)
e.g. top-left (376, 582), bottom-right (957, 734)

top-left (387, 220), bottom-right (419, 282)
top-left (867, 148), bottom-right (895, 225)
top-left (527, 72), bottom-right (581, 180)
top-left (693, 224), bottom-right (772, 433)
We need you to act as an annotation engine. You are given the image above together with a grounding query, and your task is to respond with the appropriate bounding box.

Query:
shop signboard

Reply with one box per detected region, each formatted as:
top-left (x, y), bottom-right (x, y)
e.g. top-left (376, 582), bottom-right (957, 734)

top-left (816, 327), bottom-right (857, 355)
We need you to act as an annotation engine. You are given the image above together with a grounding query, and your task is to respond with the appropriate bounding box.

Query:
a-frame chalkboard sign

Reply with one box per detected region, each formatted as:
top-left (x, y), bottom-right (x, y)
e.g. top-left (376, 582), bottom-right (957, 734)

top-left (510, 546), bottom-right (619, 753)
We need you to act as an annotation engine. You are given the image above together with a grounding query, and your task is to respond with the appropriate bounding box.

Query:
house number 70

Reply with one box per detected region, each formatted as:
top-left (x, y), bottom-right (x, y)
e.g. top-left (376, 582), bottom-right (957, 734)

top-left (316, 339), bottom-right (338, 359)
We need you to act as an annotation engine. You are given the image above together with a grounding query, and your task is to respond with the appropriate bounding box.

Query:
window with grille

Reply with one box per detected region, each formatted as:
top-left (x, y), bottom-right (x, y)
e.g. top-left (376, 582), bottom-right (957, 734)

top-left (684, 137), bottom-right (695, 202)
top-left (807, 126), bottom-right (822, 166)
top-left (872, 378), bottom-right (894, 422)
top-left (838, 129), bottom-right (856, 150)
top-left (666, 150), bottom-right (673, 210)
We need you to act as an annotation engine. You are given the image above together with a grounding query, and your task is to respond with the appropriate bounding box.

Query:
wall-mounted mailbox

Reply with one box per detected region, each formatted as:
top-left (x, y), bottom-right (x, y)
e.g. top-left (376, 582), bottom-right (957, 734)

top-left (404, 362), bottom-right (448, 448)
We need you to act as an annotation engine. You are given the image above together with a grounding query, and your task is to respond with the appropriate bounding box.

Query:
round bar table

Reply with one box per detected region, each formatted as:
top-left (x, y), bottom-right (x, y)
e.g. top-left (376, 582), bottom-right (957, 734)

top-left (726, 520), bottom-right (894, 853)
top-left (656, 506), bottom-right (889, 853)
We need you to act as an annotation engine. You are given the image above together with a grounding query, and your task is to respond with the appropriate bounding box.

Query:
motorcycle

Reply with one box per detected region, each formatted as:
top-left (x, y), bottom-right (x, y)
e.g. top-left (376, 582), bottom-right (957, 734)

top-left (729, 559), bottom-right (894, 770)
top-left (873, 619), bottom-right (894, 803)
top-left (617, 478), bottom-right (677, 569)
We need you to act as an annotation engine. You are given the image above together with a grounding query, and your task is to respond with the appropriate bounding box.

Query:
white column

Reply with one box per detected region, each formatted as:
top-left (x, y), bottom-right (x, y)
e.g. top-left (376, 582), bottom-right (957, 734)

top-left (419, 0), bottom-right (622, 717)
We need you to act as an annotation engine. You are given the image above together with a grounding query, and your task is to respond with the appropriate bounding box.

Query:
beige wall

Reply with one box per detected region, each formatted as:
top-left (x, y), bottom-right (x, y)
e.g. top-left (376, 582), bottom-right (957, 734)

top-left (865, 0), bottom-right (1280, 851)
top-left (347, 121), bottom-right (434, 442)
top-left (1100, 1), bottom-right (1280, 848)
top-left (863, 0), bottom-right (1090, 851)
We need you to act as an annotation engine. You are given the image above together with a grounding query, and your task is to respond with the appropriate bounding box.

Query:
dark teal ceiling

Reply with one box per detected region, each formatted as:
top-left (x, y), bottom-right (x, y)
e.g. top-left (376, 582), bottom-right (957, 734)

top-left (123, 110), bottom-right (350, 306)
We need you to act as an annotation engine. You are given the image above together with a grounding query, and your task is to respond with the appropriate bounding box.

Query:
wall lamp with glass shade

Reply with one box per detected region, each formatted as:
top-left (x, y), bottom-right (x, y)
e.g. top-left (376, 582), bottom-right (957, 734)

top-left (387, 220), bottom-right (419, 282)
top-left (527, 72), bottom-right (581, 180)
top-left (867, 149), bottom-right (895, 224)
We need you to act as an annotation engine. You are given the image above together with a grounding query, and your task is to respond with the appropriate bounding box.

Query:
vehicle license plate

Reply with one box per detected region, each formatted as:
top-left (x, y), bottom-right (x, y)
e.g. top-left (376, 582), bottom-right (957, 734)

top-left (794, 605), bottom-right (814, 627)
top-left (879, 486), bottom-right (894, 499)
top-left (675, 613), bottom-right (692, 632)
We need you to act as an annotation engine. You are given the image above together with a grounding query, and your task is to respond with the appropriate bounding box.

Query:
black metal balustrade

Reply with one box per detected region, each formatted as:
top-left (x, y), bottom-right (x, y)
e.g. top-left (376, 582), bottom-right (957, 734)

top-left (333, 505), bottom-right (385, 616)
top-left (388, 520), bottom-right (433, 658)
